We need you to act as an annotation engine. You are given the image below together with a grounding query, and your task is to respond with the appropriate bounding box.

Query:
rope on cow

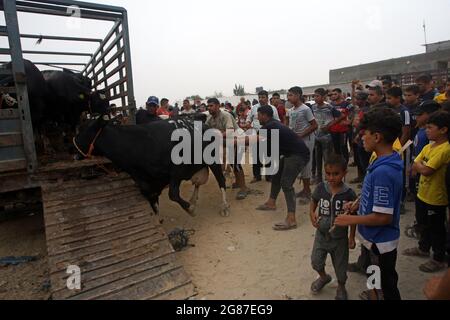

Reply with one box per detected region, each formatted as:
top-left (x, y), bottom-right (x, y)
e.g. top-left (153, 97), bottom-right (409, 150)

top-left (168, 228), bottom-right (195, 252)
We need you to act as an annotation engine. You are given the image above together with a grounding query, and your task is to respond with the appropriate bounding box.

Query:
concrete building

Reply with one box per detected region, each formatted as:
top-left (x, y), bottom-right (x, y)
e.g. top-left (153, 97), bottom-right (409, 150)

top-left (303, 40), bottom-right (450, 95)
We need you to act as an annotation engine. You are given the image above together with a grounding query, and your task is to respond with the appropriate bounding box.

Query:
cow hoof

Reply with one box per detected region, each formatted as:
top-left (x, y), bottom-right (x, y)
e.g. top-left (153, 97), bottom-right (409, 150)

top-left (186, 205), bottom-right (197, 217)
top-left (220, 205), bottom-right (231, 217)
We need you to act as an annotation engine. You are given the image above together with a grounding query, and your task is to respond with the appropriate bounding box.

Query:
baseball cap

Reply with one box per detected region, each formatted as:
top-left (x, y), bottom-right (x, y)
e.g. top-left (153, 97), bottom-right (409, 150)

top-left (146, 96), bottom-right (159, 106)
top-left (414, 101), bottom-right (441, 116)
top-left (366, 80), bottom-right (383, 89)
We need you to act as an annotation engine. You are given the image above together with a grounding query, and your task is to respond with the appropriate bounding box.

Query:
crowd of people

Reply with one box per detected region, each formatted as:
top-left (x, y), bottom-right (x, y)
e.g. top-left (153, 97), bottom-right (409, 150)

top-left (133, 74), bottom-right (450, 300)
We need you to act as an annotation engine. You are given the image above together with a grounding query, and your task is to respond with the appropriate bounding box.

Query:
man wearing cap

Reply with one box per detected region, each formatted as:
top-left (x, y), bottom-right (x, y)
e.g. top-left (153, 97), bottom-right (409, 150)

top-left (136, 96), bottom-right (161, 125)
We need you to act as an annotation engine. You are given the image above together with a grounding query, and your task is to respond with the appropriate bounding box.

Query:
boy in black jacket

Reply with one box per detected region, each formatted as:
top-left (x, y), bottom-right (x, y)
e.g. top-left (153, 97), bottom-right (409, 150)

top-left (310, 155), bottom-right (357, 300)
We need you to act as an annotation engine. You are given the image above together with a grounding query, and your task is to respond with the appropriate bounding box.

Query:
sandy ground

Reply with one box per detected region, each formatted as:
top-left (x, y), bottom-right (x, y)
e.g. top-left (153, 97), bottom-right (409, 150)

top-left (162, 165), bottom-right (445, 300)
top-left (0, 213), bottom-right (50, 300)
top-left (0, 165), bottom-right (445, 300)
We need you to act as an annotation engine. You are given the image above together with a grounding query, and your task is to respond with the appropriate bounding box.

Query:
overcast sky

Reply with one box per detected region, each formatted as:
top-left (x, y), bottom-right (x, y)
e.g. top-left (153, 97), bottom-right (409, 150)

top-left (2, 0), bottom-right (450, 105)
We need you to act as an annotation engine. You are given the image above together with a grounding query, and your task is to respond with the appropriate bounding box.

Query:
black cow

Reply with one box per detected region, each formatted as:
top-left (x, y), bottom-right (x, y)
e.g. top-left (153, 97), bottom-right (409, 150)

top-left (42, 69), bottom-right (110, 130)
top-left (74, 116), bottom-right (231, 217)
top-left (0, 59), bottom-right (48, 129)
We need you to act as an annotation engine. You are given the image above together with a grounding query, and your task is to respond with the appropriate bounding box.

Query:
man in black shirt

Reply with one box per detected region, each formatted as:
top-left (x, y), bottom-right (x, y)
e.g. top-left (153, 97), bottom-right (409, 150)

top-left (136, 96), bottom-right (161, 125)
top-left (416, 74), bottom-right (437, 102)
top-left (255, 105), bottom-right (310, 231)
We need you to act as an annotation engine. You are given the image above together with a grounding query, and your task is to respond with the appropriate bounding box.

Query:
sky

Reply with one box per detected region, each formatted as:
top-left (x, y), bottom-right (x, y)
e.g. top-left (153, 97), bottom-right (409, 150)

top-left (1, 0), bottom-right (450, 105)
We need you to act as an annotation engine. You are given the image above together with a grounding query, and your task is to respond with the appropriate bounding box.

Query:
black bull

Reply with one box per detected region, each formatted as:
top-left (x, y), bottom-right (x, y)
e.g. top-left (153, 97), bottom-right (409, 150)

top-left (74, 116), bottom-right (231, 217)
top-left (0, 60), bottom-right (110, 136)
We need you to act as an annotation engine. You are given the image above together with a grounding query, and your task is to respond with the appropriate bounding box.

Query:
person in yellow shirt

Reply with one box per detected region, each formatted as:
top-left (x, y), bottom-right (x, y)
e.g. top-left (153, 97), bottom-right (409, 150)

top-left (370, 138), bottom-right (403, 164)
top-left (404, 111), bottom-right (450, 273)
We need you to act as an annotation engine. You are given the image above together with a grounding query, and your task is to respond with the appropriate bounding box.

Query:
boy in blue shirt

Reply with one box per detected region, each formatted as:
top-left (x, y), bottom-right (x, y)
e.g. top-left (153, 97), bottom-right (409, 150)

top-left (335, 107), bottom-right (403, 300)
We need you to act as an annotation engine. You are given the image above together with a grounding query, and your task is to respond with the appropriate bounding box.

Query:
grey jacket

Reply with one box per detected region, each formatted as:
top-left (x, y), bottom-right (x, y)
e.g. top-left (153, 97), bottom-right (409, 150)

top-left (312, 182), bottom-right (357, 239)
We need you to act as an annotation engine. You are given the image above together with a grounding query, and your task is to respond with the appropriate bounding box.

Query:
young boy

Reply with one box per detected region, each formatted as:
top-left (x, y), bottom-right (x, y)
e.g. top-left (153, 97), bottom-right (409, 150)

top-left (312, 88), bottom-right (342, 184)
top-left (386, 87), bottom-right (411, 147)
top-left (386, 87), bottom-right (412, 214)
top-left (404, 101), bottom-right (441, 239)
top-left (404, 85), bottom-right (421, 139)
top-left (404, 85), bottom-right (421, 201)
top-left (404, 111), bottom-right (450, 273)
top-left (335, 107), bottom-right (403, 300)
top-left (310, 155), bottom-right (357, 300)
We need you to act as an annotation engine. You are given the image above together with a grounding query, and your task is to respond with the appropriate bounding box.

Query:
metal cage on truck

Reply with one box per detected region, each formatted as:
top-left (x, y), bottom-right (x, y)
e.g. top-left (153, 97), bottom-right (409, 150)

top-left (0, 0), bottom-right (136, 178)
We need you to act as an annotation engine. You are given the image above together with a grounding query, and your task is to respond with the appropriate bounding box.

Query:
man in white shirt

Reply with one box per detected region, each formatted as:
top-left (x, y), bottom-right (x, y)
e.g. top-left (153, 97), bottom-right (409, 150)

top-left (286, 87), bottom-right (318, 203)
top-left (181, 99), bottom-right (195, 115)
top-left (246, 90), bottom-right (280, 183)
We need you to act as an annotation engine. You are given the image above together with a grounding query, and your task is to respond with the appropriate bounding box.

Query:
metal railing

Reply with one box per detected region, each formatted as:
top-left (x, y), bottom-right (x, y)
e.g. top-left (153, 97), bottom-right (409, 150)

top-left (0, 0), bottom-right (136, 174)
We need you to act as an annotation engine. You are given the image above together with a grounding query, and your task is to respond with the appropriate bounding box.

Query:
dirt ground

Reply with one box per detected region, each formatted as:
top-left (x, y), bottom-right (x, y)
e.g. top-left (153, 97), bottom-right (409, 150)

top-left (0, 165), bottom-right (445, 300)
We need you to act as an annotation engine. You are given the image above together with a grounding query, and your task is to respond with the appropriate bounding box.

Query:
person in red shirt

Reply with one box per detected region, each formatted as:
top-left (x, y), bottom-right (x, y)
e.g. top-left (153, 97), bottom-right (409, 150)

top-left (157, 98), bottom-right (171, 117)
top-left (329, 88), bottom-right (350, 163)
top-left (272, 93), bottom-right (287, 124)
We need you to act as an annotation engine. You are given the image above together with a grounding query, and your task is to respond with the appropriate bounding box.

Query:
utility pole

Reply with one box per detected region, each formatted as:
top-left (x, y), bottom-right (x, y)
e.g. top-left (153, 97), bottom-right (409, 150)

top-left (423, 20), bottom-right (428, 52)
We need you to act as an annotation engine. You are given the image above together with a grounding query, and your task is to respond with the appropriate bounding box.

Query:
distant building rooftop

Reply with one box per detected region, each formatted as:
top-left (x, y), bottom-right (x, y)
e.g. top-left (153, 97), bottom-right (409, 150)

top-left (424, 40), bottom-right (450, 53)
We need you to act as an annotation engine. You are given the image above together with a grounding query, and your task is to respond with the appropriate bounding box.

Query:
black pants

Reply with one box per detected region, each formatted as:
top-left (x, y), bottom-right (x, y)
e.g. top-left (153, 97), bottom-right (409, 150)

top-left (270, 155), bottom-right (307, 213)
top-left (416, 198), bottom-right (448, 262)
top-left (357, 245), bottom-right (372, 271)
top-left (357, 143), bottom-right (371, 174)
top-left (371, 245), bottom-right (401, 301)
top-left (311, 148), bottom-right (317, 177)
top-left (253, 141), bottom-right (271, 180)
top-left (331, 132), bottom-right (349, 164)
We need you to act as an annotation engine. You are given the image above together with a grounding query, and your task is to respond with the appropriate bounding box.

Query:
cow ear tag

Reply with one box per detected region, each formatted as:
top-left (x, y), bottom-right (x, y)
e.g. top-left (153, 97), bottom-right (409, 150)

top-left (103, 115), bottom-right (110, 121)
top-left (99, 93), bottom-right (106, 100)
top-left (79, 94), bottom-right (85, 100)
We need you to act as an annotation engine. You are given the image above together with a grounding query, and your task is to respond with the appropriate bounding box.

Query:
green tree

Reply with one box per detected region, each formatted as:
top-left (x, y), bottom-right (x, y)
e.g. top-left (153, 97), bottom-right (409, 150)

top-left (187, 95), bottom-right (203, 101)
top-left (233, 84), bottom-right (246, 96)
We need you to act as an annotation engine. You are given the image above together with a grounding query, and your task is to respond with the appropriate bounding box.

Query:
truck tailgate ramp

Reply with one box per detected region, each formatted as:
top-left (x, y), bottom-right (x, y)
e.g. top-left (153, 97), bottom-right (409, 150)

top-left (41, 174), bottom-right (196, 300)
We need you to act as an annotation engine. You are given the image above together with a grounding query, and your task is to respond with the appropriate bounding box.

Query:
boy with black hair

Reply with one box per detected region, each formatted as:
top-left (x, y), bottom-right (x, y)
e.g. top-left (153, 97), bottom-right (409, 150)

top-left (404, 111), bottom-right (450, 273)
top-left (246, 90), bottom-right (280, 183)
top-left (255, 105), bottom-right (310, 231)
top-left (416, 74), bottom-right (437, 102)
top-left (367, 86), bottom-right (385, 108)
top-left (287, 87), bottom-right (318, 203)
top-left (310, 155), bottom-right (357, 300)
top-left (329, 88), bottom-right (351, 164)
top-left (404, 85), bottom-right (421, 131)
top-left (386, 87), bottom-right (412, 214)
top-left (335, 107), bottom-right (403, 300)
top-left (386, 87), bottom-right (411, 146)
top-left (312, 88), bottom-right (342, 184)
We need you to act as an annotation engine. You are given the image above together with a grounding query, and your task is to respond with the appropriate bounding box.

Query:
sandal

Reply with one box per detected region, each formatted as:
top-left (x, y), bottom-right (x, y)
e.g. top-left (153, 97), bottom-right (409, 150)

top-left (419, 260), bottom-right (446, 273)
top-left (359, 289), bottom-right (384, 301)
top-left (273, 221), bottom-right (298, 231)
top-left (256, 204), bottom-right (276, 211)
top-left (236, 191), bottom-right (249, 201)
top-left (311, 275), bottom-right (332, 294)
top-left (335, 286), bottom-right (348, 300)
top-left (403, 247), bottom-right (429, 258)
top-left (404, 225), bottom-right (419, 239)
